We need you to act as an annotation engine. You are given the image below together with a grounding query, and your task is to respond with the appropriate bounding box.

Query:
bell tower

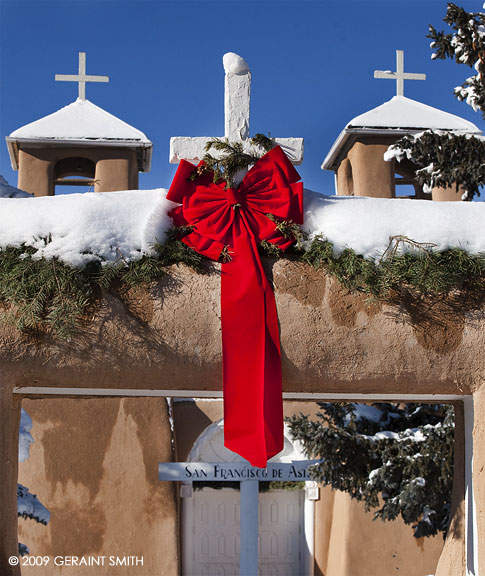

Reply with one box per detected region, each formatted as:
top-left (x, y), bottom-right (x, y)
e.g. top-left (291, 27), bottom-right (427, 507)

top-left (322, 51), bottom-right (481, 201)
top-left (6, 52), bottom-right (152, 197)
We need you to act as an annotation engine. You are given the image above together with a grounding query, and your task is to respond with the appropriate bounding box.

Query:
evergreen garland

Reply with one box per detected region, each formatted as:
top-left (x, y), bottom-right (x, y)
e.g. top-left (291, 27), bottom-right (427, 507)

top-left (0, 234), bottom-right (205, 340)
top-left (0, 235), bottom-right (483, 339)
top-left (303, 235), bottom-right (485, 297)
top-left (191, 133), bottom-right (276, 188)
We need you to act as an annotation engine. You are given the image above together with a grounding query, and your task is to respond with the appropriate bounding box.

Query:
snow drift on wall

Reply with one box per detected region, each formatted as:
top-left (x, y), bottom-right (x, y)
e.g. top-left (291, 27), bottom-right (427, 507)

top-left (0, 184), bottom-right (484, 266)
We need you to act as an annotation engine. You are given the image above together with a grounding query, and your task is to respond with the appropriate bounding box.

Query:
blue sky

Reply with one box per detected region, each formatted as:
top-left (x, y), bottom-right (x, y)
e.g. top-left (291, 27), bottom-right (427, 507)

top-left (0, 0), bottom-right (483, 195)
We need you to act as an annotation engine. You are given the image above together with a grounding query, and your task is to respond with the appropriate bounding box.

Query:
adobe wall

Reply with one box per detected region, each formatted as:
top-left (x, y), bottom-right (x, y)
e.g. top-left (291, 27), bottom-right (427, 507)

top-left (18, 397), bottom-right (178, 576)
top-left (432, 185), bottom-right (466, 202)
top-left (3, 260), bottom-right (483, 395)
top-left (0, 260), bottom-right (484, 574)
top-left (0, 369), bottom-right (22, 576)
top-left (346, 142), bottom-right (394, 198)
top-left (17, 147), bottom-right (138, 196)
top-left (314, 488), bottom-right (443, 576)
top-left (435, 402), bottom-right (466, 576)
top-left (335, 140), bottom-right (462, 201)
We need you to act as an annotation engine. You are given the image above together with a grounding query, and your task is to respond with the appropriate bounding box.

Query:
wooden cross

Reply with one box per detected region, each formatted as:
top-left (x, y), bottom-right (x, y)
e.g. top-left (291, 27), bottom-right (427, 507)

top-left (55, 52), bottom-right (109, 100)
top-left (374, 50), bottom-right (426, 97)
top-left (169, 52), bottom-right (304, 167)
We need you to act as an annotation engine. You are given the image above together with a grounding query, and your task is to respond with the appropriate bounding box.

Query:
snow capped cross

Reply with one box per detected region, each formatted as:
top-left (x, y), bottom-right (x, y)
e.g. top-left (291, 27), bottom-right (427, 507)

top-left (169, 52), bottom-right (304, 167)
top-left (55, 52), bottom-right (109, 101)
top-left (374, 50), bottom-right (426, 97)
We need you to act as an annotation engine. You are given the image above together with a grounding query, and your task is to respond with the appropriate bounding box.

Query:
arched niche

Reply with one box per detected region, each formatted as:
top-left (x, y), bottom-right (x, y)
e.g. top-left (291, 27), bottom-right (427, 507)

top-left (393, 156), bottom-right (428, 199)
top-left (188, 419), bottom-right (306, 463)
top-left (54, 156), bottom-right (96, 193)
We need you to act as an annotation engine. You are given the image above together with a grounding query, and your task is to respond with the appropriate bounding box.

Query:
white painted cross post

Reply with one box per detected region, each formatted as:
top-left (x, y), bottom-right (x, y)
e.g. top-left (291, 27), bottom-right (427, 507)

top-left (55, 52), bottom-right (109, 101)
top-left (169, 52), bottom-right (304, 168)
top-left (374, 50), bottom-right (426, 97)
top-left (167, 53), bottom-right (305, 574)
top-left (159, 461), bottom-right (318, 575)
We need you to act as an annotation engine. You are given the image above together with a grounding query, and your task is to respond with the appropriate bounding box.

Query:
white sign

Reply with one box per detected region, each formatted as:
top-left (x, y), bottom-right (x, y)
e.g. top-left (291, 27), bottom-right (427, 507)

top-left (158, 460), bottom-right (319, 482)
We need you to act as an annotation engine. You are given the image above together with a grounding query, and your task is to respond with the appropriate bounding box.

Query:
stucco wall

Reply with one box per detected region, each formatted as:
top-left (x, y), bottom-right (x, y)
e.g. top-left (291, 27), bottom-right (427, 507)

top-left (334, 139), bottom-right (462, 202)
top-left (17, 146), bottom-right (138, 196)
top-left (18, 397), bottom-right (178, 576)
top-left (4, 261), bottom-right (483, 395)
top-left (314, 487), bottom-right (443, 576)
top-left (347, 142), bottom-right (394, 198)
top-left (0, 260), bottom-right (483, 574)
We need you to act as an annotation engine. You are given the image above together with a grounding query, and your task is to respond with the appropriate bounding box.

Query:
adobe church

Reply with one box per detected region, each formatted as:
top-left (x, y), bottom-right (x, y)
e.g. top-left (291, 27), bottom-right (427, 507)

top-left (1, 51), bottom-right (484, 576)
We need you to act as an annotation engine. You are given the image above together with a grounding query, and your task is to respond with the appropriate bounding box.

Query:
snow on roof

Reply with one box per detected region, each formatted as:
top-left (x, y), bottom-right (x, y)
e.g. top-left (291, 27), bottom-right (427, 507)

top-left (0, 189), bottom-right (174, 267)
top-left (9, 98), bottom-right (151, 144)
top-left (347, 95), bottom-right (481, 132)
top-left (303, 190), bottom-right (485, 259)
top-left (322, 95), bottom-right (481, 171)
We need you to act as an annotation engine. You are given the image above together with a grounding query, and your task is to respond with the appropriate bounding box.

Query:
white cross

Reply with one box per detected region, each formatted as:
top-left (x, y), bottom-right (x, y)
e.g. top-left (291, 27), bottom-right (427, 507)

top-left (374, 50), bottom-right (426, 97)
top-left (55, 52), bottom-right (109, 101)
top-left (169, 52), bottom-right (304, 167)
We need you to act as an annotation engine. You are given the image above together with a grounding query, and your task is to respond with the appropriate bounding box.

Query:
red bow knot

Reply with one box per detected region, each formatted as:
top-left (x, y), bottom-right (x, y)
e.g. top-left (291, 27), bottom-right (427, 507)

top-left (225, 187), bottom-right (243, 207)
top-left (167, 146), bottom-right (303, 467)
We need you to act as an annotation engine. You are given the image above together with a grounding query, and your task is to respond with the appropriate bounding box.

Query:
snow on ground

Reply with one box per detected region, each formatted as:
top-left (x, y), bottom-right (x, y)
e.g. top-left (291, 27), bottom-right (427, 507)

top-left (0, 183), bottom-right (484, 266)
top-left (303, 189), bottom-right (485, 259)
top-left (0, 189), bottom-right (175, 267)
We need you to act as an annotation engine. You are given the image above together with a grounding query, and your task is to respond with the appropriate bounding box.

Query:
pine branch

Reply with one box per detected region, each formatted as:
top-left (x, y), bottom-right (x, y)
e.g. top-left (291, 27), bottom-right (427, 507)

top-left (200, 134), bottom-right (275, 188)
top-left (250, 133), bottom-right (276, 152)
top-left (0, 230), bottom-right (484, 339)
top-left (202, 138), bottom-right (261, 188)
top-left (428, 3), bottom-right (485, 115)
top-left (386, 130), bottom-right (485, 200)
top-left (260, 240), bottom-right (282, 258)
top-left (266, 213), bottom-right (307, 248)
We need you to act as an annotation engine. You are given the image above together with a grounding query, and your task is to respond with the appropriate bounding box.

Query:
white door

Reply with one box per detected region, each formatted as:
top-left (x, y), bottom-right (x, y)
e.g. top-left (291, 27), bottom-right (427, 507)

top-left (185, 488), bottom-right (305, 576)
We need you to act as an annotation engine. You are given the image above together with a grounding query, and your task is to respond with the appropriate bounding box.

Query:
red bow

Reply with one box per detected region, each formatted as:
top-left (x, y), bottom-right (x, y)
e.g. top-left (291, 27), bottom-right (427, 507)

top-left (167, 146), bottom-right (303, 467)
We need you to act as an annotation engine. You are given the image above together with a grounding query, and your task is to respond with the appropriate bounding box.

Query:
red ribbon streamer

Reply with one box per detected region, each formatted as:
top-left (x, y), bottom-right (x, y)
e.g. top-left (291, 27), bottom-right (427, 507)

top-left (167, 146), bottom-right (303, 467)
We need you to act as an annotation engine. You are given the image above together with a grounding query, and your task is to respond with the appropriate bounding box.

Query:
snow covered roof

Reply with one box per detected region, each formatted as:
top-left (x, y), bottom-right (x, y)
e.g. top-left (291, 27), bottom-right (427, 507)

top-left (347, 95), bottom-right (481, 132)
top-left (6, 99), bottom-right (152, 171)
top-left (322, 95), bottom-right (481, 171)
top-left (303, 189), bottom-right (485, 259)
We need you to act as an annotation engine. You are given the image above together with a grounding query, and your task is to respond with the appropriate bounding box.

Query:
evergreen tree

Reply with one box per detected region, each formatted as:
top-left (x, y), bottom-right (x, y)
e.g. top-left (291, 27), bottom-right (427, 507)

top-left (287, 403), bottom-right (454, 538)
top-left (388, 3), bottom-right (485, 200)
